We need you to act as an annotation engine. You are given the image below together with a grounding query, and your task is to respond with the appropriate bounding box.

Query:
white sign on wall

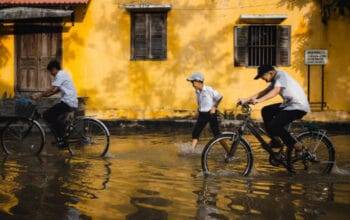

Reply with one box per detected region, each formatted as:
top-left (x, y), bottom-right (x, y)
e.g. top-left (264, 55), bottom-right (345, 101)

top-left (305, 50), bottom-right (328, 65)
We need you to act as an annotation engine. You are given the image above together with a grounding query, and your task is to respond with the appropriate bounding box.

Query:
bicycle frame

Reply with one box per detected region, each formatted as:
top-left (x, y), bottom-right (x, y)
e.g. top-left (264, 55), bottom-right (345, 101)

top-left (28, 108), bottom-right (75, 143)
top-left (227, 106), bottom-right (279, 160)
top-left (245, 118), bottom-right (276, 156)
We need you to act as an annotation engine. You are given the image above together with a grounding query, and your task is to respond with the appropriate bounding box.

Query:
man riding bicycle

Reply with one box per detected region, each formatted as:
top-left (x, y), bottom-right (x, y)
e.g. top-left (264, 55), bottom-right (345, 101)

top-left (31, 60), bottom-right (78, 149)
top-left (237, 65), bottom-right (310, 173)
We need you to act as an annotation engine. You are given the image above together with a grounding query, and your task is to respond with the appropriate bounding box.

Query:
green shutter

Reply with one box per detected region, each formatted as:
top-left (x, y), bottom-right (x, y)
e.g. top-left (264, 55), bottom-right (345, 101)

top-left (132, 13), bottom-right (148, 60)
top-left (276, 25), bottom-right (291, 66)
top-left (234, 26), bottom-right (248, 66)
top-left (150, 13), bottom-right (166, 59)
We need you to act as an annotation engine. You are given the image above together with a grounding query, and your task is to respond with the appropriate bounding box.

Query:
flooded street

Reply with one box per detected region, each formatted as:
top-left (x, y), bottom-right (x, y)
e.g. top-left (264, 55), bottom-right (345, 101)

top-left (0, 129), bottom-right (350, 219)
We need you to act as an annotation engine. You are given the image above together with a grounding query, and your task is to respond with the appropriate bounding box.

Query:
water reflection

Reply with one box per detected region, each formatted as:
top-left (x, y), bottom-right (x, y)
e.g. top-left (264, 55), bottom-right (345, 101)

top-left (194, 176), bottom-right (341, 219)
top-left (0, 132), bottom-right (349, 219)
top-left (0, 155), bottom-right (111, 219)
top-left (127, 189), bottom-right (171, 220)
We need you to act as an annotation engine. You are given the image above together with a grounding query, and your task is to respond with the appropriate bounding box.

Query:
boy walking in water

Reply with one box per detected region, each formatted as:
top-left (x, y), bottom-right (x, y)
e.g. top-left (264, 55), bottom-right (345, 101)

top-left (187, 72), bottom-right (225, 151)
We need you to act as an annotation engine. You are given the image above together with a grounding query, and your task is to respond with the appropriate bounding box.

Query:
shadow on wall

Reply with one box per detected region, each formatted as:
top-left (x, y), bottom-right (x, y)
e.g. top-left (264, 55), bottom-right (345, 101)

top-left (89, 0), bottom-right (239, 117)
top-left (278, 0), bottom-right (321, 81)
top-left (63, 2), bottom-right (91, 63)
top-left (63, 32), bottom-right (86, 62)
top-left (278, 0), bottom-right (350, 111)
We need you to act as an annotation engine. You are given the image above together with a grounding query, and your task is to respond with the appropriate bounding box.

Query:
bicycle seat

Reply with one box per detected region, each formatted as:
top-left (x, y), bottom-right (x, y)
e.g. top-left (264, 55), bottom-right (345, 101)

top-left (285, 119), bottom-right (308, 131)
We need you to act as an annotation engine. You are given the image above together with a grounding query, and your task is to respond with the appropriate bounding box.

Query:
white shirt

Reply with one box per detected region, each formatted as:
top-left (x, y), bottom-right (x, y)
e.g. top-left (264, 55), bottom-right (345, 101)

top-left (196, 85), bottom-right (222, 112)
top-left (271, 70), bottom-right (310, 113)
top-left (52, 70), bottom-right (78, 108)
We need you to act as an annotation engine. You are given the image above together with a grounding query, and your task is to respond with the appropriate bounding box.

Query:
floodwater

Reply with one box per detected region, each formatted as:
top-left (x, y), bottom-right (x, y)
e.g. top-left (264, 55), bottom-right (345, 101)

top-left (0, 129), bottom-right (350, 220)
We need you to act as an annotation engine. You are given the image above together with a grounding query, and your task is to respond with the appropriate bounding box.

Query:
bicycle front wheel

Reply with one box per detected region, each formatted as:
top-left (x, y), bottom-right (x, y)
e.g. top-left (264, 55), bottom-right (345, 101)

top-left (67, 118), bottom-right (110, 157)
top-left (295, 131), bottom-right (335, 174)
top-left (201, 133), bottom-right (253, 176)
top-left (1, 118), bottom-right (45, 156)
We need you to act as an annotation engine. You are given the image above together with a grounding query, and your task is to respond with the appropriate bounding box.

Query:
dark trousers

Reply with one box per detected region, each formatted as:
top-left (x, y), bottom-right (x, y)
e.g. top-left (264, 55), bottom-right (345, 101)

top-left (43, 102), bottom-right (72, 139)
top-left (192, 112), bottom-right (221, 139)
top-left (261, 103), bottom-right (306, 148)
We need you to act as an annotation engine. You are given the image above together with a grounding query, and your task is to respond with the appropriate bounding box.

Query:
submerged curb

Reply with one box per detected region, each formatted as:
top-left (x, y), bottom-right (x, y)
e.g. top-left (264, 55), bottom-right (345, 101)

top-left (101, 119), bottom-right (350, 134)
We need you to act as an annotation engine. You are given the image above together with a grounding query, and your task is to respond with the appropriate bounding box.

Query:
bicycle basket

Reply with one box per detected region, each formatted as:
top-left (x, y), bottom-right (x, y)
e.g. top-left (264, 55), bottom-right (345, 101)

top-left (15, 98), bottom-right (36, 118)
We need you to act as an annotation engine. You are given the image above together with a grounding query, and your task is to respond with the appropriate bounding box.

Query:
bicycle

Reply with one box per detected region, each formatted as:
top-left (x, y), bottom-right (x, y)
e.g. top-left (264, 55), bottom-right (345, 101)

top-left (201, 103), bottom-right (335, 176)
top-left (1, 98), bottom-right (110, 157)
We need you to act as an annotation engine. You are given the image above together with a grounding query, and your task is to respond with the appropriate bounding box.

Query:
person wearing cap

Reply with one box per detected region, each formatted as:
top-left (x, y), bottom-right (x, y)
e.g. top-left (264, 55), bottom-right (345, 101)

top-left (187, 72), bottom-right (227, 151)
top-left (237, 65), bottom-right (310, 173)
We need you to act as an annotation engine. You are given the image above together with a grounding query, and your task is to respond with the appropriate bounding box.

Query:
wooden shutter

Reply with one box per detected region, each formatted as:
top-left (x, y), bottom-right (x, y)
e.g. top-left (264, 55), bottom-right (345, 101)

top-left (276, 25), bottom-right (291, 66)
top-left (132, 13), bottom-right (148, 59)
top-left (234, 26), bottom-right (248, 66)
top-left (150, 13), bottom-right (166, 59)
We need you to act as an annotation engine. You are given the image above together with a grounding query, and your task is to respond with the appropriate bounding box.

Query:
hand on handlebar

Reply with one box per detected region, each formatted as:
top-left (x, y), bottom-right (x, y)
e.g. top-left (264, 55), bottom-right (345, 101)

top-left (250, 98), bottom-right (260, 105)
top-left (236, 98), bottom-right (260, 106)
top-left (236, 98), bottom-right (249, 106)
top-left (30, 93), bottom-right (41, 101)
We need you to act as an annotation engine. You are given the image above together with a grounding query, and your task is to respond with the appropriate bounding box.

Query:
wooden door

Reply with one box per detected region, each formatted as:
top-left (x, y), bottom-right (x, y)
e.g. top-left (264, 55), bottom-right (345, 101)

top-left (15, 25), bottom-right (62, 93)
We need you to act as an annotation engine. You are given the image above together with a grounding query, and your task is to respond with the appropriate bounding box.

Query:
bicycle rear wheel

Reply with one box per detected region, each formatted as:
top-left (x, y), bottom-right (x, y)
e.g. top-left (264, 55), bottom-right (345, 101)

top-left (201, 133), bottom-right (253, 176)
top-left (1, 118), bottom-right (45, 156)
top-left (67, 118), bottom-right (110, 157)
top-left (294, 131), bottom-right (335, 174)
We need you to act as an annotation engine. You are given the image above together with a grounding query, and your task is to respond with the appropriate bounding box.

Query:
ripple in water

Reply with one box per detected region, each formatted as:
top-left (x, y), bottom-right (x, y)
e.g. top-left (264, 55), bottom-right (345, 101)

top-left (176, 142), bottom-right (203, 156)
top-left (331, 163), bottom-right (350, 175)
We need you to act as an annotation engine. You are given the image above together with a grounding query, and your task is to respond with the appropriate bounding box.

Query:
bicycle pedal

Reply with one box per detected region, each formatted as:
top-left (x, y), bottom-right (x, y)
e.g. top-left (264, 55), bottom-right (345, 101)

top-left (269, 153), bottom-right (285, 167)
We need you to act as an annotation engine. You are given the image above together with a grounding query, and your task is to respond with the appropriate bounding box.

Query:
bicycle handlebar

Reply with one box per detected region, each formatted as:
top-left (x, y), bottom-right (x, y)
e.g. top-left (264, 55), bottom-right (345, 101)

top-left (236, 102), bottom-right (252, 114)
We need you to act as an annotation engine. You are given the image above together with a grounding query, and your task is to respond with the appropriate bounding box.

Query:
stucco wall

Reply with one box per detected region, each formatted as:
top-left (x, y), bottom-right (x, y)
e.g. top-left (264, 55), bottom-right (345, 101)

top-left (1, 0), bottom-right (349, 120)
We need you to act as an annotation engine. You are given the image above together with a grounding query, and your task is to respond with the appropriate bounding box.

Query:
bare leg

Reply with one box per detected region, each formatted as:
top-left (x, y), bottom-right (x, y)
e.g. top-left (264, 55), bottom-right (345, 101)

top-left (192, 139), bottom-right (199, 149)
top-left (219, 140), bottom-right (230, 153)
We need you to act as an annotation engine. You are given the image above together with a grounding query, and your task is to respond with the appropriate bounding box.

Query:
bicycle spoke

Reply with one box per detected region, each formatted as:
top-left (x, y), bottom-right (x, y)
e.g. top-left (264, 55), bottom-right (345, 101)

top-left (311, 131), bottom-right (326, 153)
top-left (68, 119), bottom-right (109, 157)
top-left (6, 127), bottom-right (21, 140)
top-left (295, 131), bottom-right (334, 174)
top-left (1, 118), bottom-right (44, 155)
top-left (203, 135), bottom-right (252, 176)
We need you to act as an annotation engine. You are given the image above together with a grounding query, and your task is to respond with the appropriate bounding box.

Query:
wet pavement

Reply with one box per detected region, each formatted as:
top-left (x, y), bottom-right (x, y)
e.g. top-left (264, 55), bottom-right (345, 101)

top-left (0, 129), bottom-right (350, 219)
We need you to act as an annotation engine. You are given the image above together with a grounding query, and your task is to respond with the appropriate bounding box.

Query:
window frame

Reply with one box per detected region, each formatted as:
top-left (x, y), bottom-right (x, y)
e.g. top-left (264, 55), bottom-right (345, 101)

top-left (130, 12), bottom-right (167, 61)
top-left (234, 25), bottom-right (291, 67)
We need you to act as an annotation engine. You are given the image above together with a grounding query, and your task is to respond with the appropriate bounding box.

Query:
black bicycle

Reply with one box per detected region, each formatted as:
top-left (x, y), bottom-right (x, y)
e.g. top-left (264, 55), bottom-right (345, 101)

top-left (1, 98), bottom-right (110, 157)
top-left (201, 103), bottom-right (335, 176)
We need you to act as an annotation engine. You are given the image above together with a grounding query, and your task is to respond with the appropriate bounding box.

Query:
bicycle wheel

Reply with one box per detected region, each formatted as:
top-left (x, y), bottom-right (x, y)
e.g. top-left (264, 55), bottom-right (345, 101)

top-left (294, 131), bottom-right (335, 174)
top-left (201, 133), bottom-right (253, 176)
top-left (1, 118), bottom-right (45, 156)
top-left (67, 118), bottom-right (110, 157)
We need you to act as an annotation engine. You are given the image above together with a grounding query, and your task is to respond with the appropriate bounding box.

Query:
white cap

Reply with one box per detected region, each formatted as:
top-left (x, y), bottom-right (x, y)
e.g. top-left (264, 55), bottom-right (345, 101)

top-left (186, 72), bottom-right (204, 82)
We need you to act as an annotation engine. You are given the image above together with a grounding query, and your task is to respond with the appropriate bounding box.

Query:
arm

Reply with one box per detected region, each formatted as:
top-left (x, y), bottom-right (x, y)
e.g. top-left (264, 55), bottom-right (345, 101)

top-left (214, 96), bottom-right (223, 108)
top-left (32, 86), bottom-right (59, 100)
top-left (248, 86), bottom-right (272, 100)
top-left (237, 86), bottom-right (272, 104)
top-left (253, 86), bottom-right (281, 104)
top-left (210, 89), bottom-right (223, 114)
top-left (214, 96), bottom-right (222, 107)
top-left (210, 96), bottom-right (222, 114)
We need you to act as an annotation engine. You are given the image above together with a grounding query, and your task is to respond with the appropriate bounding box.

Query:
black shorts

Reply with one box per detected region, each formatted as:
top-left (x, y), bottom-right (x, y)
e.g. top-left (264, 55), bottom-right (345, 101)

top-left (192, 111), bottom-right (221, 139)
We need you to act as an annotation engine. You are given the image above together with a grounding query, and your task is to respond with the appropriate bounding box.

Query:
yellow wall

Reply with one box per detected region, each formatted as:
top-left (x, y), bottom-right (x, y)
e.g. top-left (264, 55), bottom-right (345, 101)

top-left (1, 0), bottom-right (350, 120)
top-left (0, 34), bottom-right (14, 98)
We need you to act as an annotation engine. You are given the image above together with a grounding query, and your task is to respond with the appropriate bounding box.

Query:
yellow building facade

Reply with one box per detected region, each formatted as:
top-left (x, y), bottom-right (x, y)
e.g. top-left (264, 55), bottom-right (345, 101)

top-left (0, 0), bottom-right (349, 120)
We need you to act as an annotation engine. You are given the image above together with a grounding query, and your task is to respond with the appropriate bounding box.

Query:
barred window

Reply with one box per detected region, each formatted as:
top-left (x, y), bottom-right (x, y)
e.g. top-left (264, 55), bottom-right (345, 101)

top-left (131, 13), bottom-right (167, 60)
top-left (234, 25), bottom-right (291, 67)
